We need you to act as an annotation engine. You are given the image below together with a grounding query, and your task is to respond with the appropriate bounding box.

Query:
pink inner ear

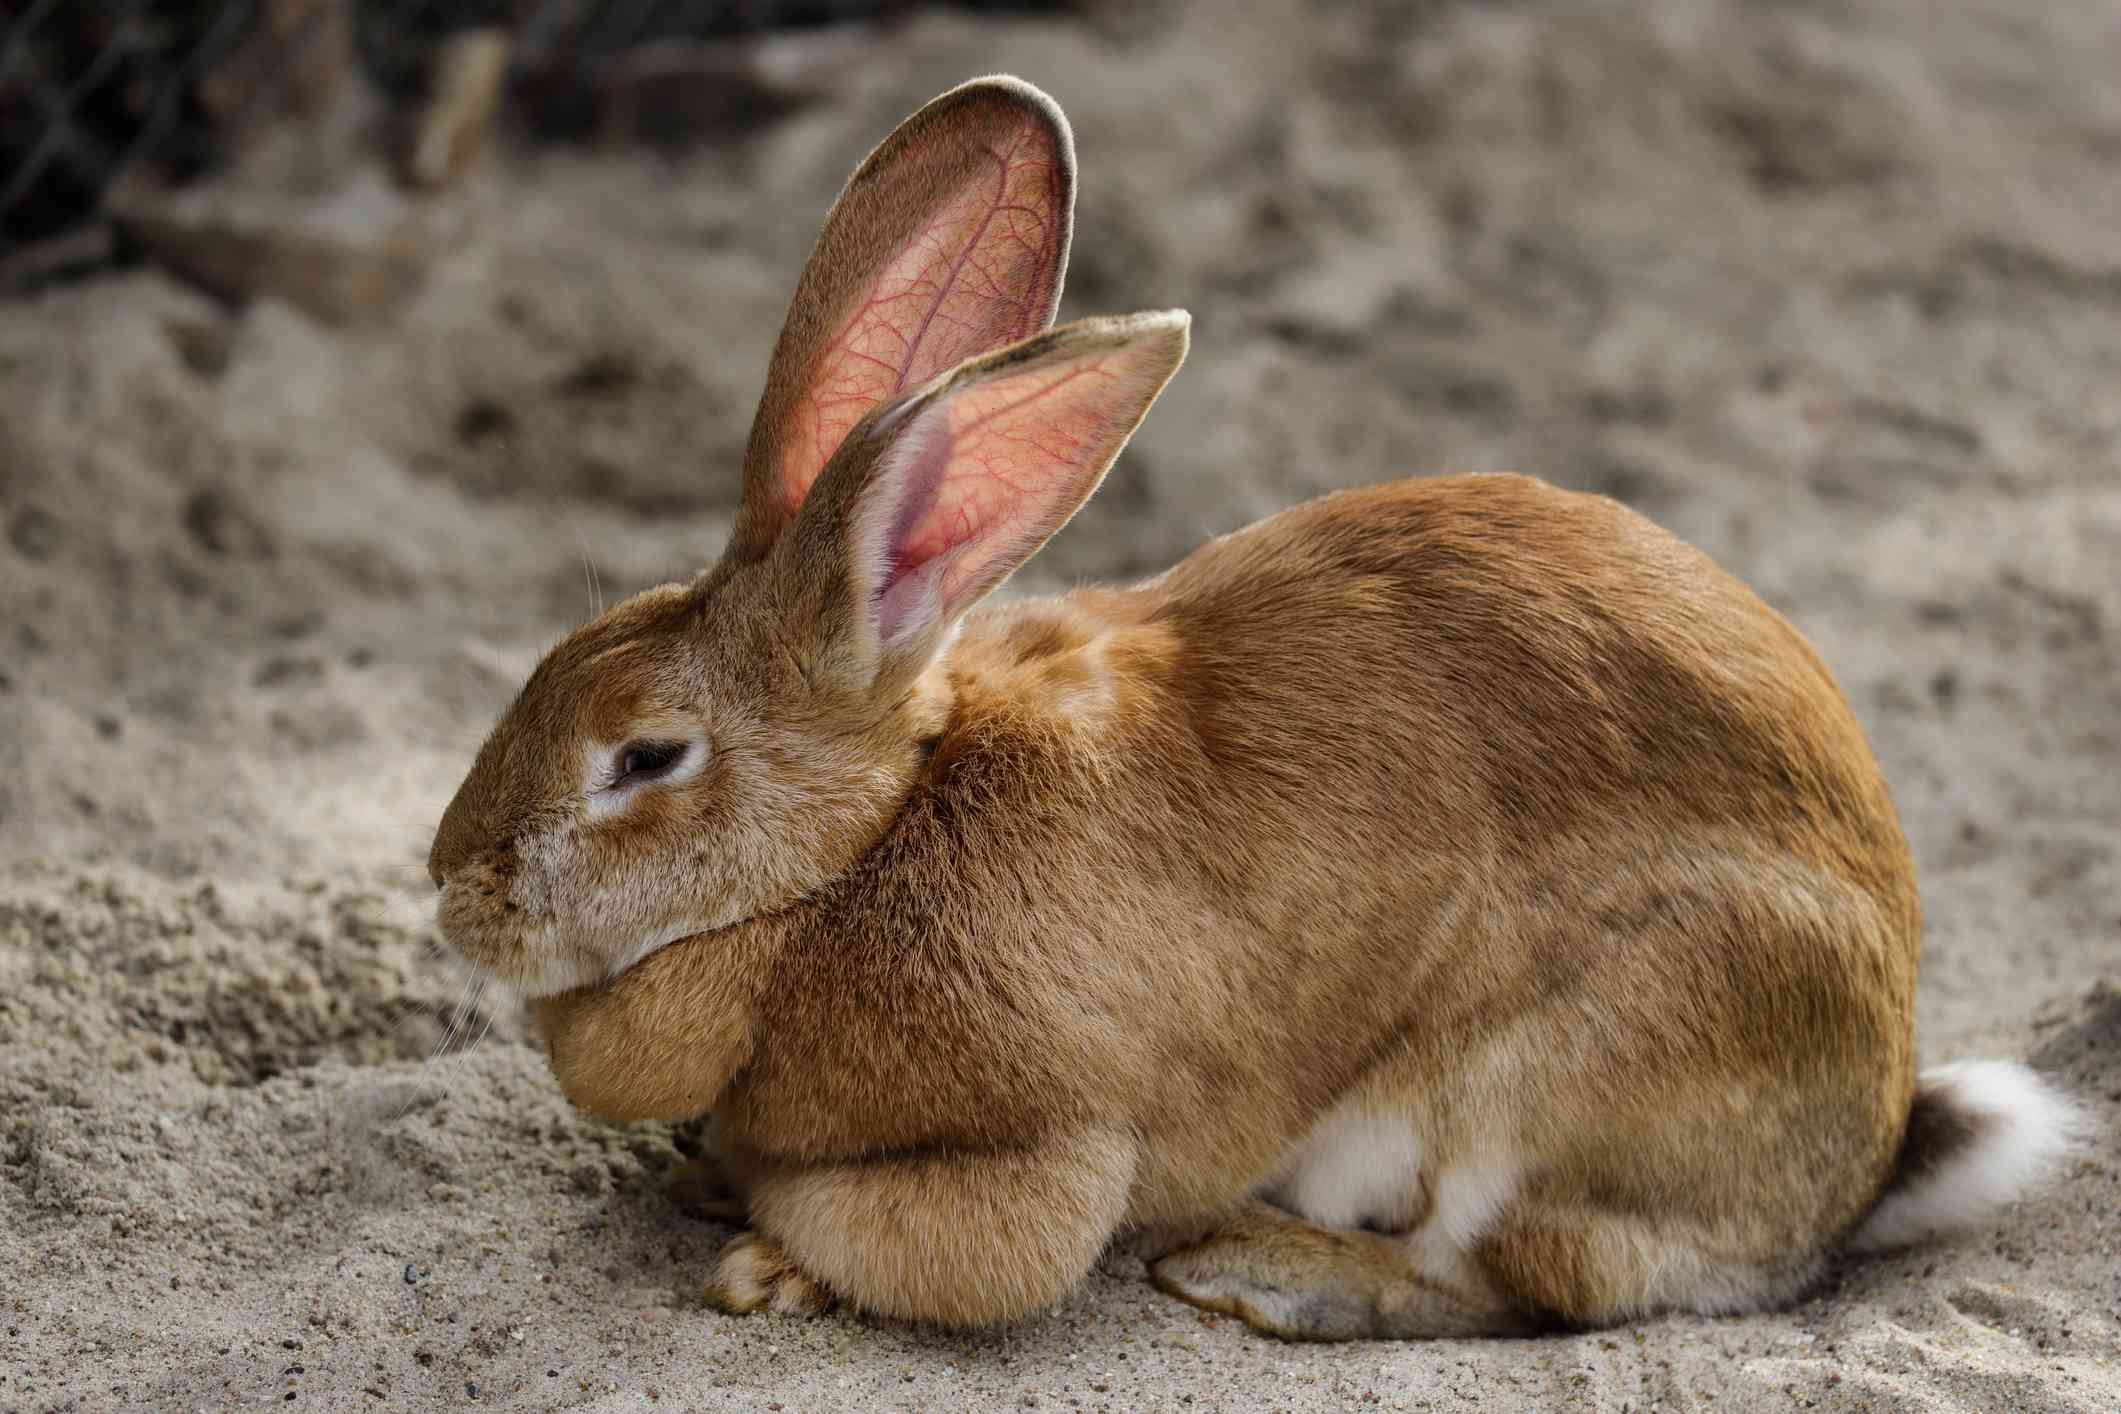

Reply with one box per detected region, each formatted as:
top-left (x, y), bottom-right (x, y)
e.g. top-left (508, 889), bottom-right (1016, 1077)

top-left (869, 355), bottom-right (1132, 645)
top-left (777, 119), bottom-right (1065, 519)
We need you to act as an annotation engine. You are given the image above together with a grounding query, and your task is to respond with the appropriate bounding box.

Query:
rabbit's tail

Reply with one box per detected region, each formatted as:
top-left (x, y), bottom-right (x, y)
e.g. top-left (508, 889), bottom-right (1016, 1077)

top-left (1847, 1060), bottom-right (2087, 1253)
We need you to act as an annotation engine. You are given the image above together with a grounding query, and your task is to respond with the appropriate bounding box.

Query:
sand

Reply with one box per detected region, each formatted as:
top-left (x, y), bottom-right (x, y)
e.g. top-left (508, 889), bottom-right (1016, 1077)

top-left (3, 0), bottom-right (2118, 1408)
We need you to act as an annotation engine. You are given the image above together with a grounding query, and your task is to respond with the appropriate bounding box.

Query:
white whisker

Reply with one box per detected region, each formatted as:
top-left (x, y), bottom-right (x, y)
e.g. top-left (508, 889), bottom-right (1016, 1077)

top-left (567, 512), bottom-right (605, 619)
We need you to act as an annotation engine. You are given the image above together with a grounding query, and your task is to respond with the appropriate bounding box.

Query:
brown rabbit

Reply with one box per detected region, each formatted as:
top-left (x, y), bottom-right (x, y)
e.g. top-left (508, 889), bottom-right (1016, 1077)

top-left (428, 76), bottom-right (2083, 1339)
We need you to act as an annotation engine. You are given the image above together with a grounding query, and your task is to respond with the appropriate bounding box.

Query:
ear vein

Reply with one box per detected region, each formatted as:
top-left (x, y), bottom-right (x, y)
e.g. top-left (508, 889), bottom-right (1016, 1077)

top-left (891, 142), bottom-right (1021, 395)
top-left (955, 363), bottom-right (1103, 440)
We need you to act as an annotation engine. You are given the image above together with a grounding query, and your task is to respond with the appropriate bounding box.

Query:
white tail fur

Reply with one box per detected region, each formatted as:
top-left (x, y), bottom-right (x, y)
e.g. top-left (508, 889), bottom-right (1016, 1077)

top-left (1847, 1060), bottom-right (2087, 1253)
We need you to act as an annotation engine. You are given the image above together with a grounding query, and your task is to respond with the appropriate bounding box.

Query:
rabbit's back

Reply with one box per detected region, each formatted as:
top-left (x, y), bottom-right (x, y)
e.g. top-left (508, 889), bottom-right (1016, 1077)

top-left (1148, 471), bottom-right (1914, 924)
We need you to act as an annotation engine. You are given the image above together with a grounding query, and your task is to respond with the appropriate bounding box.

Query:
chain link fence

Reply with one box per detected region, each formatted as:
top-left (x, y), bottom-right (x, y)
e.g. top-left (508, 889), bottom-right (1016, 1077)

top-left (0, 0), bottom-right (1067, 260)
top-left (2, 1), bottom-right (274, 249)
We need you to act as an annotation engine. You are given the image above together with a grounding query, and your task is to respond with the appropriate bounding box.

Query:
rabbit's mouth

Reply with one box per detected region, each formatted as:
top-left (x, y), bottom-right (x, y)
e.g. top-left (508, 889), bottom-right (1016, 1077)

top-left (434, 848), bottom-right (717, 997)
top-left (433, 859), bottom-right (605, 997)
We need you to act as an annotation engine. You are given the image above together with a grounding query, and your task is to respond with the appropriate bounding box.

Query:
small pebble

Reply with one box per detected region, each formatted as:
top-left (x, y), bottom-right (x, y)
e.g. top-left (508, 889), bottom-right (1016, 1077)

top-left (404, 1263), bottom-right (420, 1285)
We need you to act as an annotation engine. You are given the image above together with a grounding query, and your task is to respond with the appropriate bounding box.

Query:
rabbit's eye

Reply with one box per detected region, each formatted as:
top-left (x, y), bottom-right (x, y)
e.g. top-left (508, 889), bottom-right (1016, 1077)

top-left (616, 740), bottom-right (686, 782)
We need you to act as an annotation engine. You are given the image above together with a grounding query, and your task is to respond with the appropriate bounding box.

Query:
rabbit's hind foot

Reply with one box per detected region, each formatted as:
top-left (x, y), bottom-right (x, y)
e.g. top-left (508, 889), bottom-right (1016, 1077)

top-left (1149, 1200), bottom-right (1538, 1340)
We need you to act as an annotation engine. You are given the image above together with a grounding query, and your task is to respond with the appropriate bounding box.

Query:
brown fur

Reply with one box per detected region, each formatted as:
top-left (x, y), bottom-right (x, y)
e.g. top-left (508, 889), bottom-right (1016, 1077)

top-left (514, 473), bottom-right (1921, 1331)
top-left (432, 77), bottom-right (1939, 1339)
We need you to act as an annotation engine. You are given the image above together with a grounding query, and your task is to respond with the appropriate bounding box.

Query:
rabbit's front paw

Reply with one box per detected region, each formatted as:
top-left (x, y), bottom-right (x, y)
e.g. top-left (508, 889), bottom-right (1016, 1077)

top-left (704, 1233), bottom-right (834, 1317)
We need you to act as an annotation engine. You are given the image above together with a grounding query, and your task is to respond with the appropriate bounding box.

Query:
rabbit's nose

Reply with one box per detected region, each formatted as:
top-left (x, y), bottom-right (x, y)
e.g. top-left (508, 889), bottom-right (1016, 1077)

top-left (426, 827), bottom-right (456, 889)
top-left (429, 781), bottom-right (489, 887)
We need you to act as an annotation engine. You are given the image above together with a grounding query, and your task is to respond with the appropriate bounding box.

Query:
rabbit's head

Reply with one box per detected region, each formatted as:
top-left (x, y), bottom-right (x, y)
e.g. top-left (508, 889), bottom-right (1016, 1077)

top-left (428, 77), bottom-right (1188, 996)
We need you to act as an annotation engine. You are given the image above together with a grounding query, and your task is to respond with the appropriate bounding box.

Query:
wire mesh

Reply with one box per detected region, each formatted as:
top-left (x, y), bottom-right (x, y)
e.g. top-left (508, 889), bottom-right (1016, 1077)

top-left (0, 0), bottom-right (1072, 258)
top-left (2, 1), bottom-right (265, 248)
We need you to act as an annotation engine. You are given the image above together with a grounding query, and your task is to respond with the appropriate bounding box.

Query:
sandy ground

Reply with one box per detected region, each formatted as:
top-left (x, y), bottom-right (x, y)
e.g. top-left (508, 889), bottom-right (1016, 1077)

top-left (4, 0), bottom-right (2119, 1409)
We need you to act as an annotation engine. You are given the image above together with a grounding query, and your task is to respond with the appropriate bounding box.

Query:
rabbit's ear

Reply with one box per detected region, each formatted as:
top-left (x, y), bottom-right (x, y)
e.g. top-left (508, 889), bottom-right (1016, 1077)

top-left (784, 311), bottom-right (1188, 688)
top-left (731, 77), bottom-right (1076, 561)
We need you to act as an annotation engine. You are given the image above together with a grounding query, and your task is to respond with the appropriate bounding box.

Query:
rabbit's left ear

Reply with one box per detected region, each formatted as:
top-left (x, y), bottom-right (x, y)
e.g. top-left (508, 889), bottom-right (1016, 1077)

top-left (782, 310), bottom-right (1189, 689)
top-left (730, 77), bottom-right (1075, 562)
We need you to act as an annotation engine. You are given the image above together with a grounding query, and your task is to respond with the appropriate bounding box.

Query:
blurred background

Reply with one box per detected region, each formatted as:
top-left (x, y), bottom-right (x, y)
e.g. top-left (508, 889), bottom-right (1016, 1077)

top-left (2, 3), bottom-right (2118, 1409)
top-left (0, 1), bottom-right (1084, 252)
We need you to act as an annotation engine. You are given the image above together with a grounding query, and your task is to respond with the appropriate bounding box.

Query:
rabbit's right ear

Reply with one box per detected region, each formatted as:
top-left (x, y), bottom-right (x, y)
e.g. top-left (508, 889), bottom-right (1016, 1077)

top-left (729, 76), bottom-right (1076, 561)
